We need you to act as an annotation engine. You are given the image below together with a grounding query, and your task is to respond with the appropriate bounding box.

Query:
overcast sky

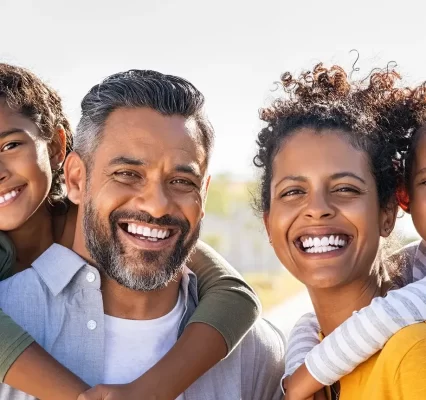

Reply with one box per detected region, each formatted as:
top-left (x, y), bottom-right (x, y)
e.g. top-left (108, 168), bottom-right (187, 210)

top-left (2, 0), bottom-right (424, 235)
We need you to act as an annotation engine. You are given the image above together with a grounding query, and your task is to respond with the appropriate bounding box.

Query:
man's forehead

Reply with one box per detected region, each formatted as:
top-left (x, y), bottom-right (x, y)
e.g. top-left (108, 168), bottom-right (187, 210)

top-left (97, 107), bottom-right (207, 171)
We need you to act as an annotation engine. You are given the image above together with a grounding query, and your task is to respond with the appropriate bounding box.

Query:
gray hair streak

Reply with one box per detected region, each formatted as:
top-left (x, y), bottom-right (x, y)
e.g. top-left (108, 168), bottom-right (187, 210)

top-left (74, 69), bottom-right (214, 166)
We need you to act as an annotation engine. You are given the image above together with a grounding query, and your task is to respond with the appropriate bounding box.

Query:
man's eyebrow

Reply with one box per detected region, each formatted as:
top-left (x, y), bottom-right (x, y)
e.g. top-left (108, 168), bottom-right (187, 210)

top-left (108, 156), bottom-right (146, 167)
top-left (0, 128), bottom-right (28, 140)
top-left (175, 164), bottom-right (202, 180)
top-left (330, 172), bottom-right (366, 184)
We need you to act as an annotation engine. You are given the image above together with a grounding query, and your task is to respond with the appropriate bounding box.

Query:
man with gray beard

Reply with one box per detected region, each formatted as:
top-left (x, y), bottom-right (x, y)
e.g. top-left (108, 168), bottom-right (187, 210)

top-left (0, 70), bottom-right (285, 400)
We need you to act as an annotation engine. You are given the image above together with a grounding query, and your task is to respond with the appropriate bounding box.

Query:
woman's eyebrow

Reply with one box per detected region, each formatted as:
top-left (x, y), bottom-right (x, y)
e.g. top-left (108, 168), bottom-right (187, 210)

top-left (330, 171), bottom-right (366, 184)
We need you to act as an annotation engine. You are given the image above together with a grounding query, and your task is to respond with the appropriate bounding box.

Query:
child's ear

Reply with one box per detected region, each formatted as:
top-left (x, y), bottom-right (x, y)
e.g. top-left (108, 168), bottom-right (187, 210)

top-left (49, 125), bottom-right (67, 170)
top-left (396, 187), bottom-right (410, 213)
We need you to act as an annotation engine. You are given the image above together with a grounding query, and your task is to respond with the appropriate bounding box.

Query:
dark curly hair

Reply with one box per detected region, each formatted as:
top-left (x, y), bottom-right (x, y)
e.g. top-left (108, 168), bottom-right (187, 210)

top-left (394, 83), bottom-right (426, 196)
top-left (0, 63), bottom-right (72, 212)
top-left (253, 63), bottom-right (410, 214)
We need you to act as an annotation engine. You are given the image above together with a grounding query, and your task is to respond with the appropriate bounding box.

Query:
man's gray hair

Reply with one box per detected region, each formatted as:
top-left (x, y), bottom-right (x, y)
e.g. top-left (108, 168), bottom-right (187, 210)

top-left (74, 69), bottom-right (214, 165)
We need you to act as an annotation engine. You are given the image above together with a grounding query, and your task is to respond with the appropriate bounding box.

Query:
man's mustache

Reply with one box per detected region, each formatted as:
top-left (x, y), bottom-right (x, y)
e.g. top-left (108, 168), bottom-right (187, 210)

top-left (110, 210), bottom-right (190, 235)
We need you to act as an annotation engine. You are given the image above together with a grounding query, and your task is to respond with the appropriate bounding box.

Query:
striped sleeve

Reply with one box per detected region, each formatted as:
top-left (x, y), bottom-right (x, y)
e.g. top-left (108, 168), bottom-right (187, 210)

top-left (305, 277), bottom-right (426, 385)
top-left (283, 312), bottom-right (320, 379)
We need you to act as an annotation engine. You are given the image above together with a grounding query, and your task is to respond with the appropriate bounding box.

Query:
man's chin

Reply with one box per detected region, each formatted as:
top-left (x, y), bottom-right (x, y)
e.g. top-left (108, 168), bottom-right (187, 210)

top-left (104, 263), bottom-right (182, 292)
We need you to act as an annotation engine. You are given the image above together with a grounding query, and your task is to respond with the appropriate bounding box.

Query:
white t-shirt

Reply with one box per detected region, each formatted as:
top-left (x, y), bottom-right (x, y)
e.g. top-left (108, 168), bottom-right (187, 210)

top-left (103, 291), bottom-right (185, 400)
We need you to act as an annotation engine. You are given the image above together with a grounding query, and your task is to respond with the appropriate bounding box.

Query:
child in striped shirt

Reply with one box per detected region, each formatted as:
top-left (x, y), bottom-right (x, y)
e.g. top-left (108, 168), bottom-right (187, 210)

top-left (283, 89), bottom-right (426, 398)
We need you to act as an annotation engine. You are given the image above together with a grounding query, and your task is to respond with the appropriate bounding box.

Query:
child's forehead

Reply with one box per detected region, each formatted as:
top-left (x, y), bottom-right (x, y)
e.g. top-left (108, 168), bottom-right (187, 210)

top-left (413, 128), bottom-right (426, 165)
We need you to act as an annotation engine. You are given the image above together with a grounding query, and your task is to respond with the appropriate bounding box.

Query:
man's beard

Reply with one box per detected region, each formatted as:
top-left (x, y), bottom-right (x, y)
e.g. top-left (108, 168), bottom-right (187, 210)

top-left (83, 200), bottom-right (200, 291)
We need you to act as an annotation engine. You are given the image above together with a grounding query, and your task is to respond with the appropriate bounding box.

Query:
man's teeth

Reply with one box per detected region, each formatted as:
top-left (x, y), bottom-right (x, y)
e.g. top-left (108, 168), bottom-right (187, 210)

top-left (126, 223), bottom-right (170, 240)
top-left (0, 189), bottom-right (18, 204)
top-left (301, 235), bottom-right (347, 253)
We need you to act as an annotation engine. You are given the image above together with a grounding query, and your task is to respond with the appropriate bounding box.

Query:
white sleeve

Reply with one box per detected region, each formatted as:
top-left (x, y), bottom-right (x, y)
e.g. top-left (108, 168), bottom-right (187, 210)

top-left (283, 312), bottom-right (320, 379)
top-left (305, 277), bottom-right (426, 385)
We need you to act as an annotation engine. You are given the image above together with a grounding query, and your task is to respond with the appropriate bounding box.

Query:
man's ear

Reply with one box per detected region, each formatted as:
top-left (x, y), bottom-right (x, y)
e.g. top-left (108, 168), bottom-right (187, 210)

top-left (48, 125), bottom-right (67, 170)
top-left (200, 175), bottom-right (211, 219)
top-left (64, 152), bottom-right (86, 205)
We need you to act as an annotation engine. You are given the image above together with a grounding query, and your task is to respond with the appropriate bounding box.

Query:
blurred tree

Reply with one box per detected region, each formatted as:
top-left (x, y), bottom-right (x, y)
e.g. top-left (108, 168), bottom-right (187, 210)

top-left (201, 233), bottom-right (223, 252)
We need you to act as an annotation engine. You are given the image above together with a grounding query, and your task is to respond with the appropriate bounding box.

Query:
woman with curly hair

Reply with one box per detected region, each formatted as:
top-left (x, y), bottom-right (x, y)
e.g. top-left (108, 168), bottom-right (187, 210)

top-left (0, 63), bottom-right (261, 399)
top-left (253, 62), bottom-right (426, 399)
top-left (282, 80), bottom-right (426, 400)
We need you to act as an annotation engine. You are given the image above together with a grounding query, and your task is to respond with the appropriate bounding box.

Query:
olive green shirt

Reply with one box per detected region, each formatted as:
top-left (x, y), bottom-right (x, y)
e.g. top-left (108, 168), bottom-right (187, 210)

top-left (0, 232), bottom-right (260, 381)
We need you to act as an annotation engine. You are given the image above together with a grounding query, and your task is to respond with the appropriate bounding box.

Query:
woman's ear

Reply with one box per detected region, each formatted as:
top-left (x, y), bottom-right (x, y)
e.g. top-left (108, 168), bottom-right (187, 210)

top-left (380, 200), bottom-right (399, 237)
top-left (263, 212), bottom-right (272, 244)
top-left (49, 125), bottom-right (67, 170)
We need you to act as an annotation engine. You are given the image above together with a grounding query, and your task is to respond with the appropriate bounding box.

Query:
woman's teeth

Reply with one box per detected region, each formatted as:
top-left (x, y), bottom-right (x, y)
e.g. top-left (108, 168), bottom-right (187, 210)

top-left (301, 235), bottom-right (348, 254)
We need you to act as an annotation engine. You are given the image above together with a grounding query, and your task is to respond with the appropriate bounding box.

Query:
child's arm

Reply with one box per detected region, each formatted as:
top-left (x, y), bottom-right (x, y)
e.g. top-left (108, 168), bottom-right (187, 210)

top-left (286, 277), bottom-right (426, 399)
top-left (0, 312), bottom-right (88, 399)
top-left (79, 240), bottom-right (261, 400)
top-left (284, 312), bottom-right (320, 378)
top-left (282, 313), bottom-right (323, 400)
top-left (5, 342), bottom-right (89, 398)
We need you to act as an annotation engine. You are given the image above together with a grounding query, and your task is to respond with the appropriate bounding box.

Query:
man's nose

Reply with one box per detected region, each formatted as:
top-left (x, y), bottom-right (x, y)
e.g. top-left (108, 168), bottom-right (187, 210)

top-left (135, 182), bottom-right (171, 219)
top-left (303, 190), bottom-right (335, 220)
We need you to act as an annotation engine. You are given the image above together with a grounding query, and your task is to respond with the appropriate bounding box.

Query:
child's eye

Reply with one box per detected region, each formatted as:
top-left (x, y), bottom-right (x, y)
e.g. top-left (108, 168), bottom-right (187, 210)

top-left (1, 142), bottom-right (21, 152)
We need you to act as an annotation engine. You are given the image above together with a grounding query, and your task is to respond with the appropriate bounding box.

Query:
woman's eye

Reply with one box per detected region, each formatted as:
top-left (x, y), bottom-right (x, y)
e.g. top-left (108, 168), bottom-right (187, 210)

top-left (334, 187), bottom-right (360, 194)
top-left (281, 189), bottom-right (304, 197)
top-left (1, 142), bottom-right (21, 151)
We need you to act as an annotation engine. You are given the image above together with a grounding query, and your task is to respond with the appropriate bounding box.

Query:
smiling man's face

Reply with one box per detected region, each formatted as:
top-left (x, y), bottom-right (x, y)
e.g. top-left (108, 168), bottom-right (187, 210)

top-left (67, 107), bottom-right (209, 291)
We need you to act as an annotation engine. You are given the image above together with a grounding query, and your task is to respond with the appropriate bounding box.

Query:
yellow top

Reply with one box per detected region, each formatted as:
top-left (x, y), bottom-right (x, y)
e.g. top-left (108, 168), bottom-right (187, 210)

top-left (326, 322), bottom-right (426, 400)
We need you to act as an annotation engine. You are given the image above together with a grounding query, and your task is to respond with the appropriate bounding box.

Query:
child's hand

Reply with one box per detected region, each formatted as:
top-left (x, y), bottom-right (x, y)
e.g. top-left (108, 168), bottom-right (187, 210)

top-left (283, 364), bottom-right (327, 400)
top-left (77, 382), bottom-right (161, 400)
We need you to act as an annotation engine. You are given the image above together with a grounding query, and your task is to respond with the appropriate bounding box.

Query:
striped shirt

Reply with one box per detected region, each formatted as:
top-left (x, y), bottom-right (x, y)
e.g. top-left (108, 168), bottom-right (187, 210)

top-left (284, 240), bottom-right (426, 386)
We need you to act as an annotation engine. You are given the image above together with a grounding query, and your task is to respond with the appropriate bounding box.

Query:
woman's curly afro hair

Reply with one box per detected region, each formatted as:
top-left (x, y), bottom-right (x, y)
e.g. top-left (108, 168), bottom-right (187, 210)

top-left (253, 62), bottom-right (412, 213)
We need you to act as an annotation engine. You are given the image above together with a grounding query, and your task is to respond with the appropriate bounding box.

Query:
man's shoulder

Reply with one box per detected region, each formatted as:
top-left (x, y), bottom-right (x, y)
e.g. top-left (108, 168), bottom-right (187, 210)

top-left (0, 267), bottom-right (44, 298)
top-left (242, 317), bottom-right (286, 355)
top-left (238, 318), bottom-right (285, 399)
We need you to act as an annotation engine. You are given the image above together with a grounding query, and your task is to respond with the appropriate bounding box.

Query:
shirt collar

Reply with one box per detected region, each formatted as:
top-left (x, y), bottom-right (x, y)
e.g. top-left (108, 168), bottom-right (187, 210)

top-left (31, 244), bottom-right (87, 296)
top-left (31, 243), bottom-right (199, 302)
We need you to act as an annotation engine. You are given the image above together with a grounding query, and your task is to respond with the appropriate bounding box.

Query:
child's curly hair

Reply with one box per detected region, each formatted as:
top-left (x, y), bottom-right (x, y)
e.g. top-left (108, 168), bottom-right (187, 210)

top-left (0, 63), bottom-right (72, 212)
top-left (253, 62), bottom-right (411, 213)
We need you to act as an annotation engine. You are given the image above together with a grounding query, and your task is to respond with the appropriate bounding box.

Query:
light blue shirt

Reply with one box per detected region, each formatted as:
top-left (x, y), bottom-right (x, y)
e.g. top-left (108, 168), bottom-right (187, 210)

top-left (0, 244), bottom-right (285, 399)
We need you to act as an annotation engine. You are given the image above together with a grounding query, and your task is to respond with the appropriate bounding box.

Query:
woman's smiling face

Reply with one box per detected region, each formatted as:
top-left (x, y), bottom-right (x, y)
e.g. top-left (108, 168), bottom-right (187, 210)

top-left (264, 128), bottom-right (396, 289)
